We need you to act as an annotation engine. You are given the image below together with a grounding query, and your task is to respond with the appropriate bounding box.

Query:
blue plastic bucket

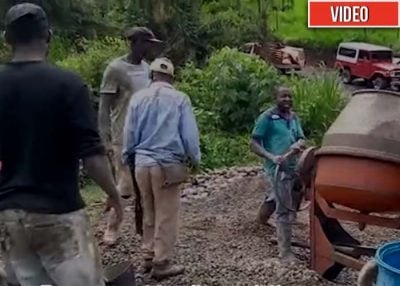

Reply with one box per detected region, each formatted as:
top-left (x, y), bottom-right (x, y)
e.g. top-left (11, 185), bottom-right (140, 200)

top-left (376, 241), bottom-right (400, 286)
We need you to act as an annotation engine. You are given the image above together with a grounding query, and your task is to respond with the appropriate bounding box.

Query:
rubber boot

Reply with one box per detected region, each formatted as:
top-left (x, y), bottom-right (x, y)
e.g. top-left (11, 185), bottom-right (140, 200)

top-left (151, 261), bottom-right (185, 281)
top-left (257, 200), bottom-right (276, 225)
top-left (276, 223), bottom-right (298, 262)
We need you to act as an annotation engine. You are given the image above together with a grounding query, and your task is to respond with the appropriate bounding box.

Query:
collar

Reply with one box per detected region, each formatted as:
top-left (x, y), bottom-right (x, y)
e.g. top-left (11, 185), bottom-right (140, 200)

top-left (121, 54), bottom-right (146, 66)
top-left (270, 106), bottom-right (294, 119)
top-left (150, 81), bottom-right (175, 89)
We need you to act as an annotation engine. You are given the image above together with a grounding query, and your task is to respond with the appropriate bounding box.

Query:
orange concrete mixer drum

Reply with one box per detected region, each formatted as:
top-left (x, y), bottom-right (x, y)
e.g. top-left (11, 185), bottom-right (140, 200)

top-left (314, 89), bottom-right (400, 213)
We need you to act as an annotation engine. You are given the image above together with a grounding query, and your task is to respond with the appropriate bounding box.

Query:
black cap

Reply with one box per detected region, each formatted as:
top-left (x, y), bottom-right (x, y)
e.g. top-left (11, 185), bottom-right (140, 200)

top-left (124, 26), bottom-right (162, 43)
top-left (5, 3), bottom-right (48, 28)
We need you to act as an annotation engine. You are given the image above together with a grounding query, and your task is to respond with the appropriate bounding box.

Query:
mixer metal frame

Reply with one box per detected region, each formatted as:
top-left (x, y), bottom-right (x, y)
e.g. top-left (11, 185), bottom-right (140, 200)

top-left (299, 89), bottom-right (400, 281)
top-left (296, 146), bottom-right (399, 281)
top-left (310, 180), bottom-right (400, 280)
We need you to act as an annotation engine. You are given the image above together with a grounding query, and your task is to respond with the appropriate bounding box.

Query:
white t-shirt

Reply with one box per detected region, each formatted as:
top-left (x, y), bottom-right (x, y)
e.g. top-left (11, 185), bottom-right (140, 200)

top-left (100, 55), bottom-right (151, 144)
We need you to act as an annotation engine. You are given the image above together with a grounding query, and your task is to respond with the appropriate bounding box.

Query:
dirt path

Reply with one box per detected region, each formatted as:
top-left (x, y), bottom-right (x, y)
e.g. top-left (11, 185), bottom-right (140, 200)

top-left (92, 167), bottom-right (400, 286)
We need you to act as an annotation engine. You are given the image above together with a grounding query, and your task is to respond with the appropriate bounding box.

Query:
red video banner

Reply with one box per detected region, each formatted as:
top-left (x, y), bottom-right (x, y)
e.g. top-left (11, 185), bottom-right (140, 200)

top-left (308, 0), bottom-right (399, 27)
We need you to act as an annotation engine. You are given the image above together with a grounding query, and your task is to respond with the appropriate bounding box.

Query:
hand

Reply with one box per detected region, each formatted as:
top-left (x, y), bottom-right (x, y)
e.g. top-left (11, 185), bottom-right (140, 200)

top-left (190, 162), bottom-right (201, 173)
top-left (298, 139), bottom-right (307, 149)
top-left (291, 140), bottom-right (306, 153)
top-left (104, 142), bottom-right (114, 157)
top-left (104, 196), bottom-right (123, 229)
top-left (272, 155), bottom-right (286, 165)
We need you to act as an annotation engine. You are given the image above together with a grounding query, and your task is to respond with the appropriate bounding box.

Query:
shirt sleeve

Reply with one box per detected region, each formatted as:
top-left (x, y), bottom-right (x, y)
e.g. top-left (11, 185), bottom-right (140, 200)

top-left (100, 63), bottom-right (119, 94)
top-left (251, 112), bottom-right (269, 139)
top-left (67, 79), bottom-right (105, 158)
top-left (179, 96), bottom-right (201, 165)
top-left (122, 98), bottom-right (136, 165)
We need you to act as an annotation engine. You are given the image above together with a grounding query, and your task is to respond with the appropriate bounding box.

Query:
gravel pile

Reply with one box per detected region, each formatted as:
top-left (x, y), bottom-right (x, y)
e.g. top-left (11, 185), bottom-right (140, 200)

top-left (181, 166), bottom-right (264, 201)
top-left (92, 166), bottom-right (400, 286)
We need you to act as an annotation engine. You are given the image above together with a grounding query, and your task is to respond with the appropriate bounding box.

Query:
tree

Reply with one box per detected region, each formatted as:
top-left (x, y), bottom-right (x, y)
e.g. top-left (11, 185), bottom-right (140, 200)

top-left (257, 0), bottom-right (268, 41)
top-left (0, 0), bottom-right (109, 38)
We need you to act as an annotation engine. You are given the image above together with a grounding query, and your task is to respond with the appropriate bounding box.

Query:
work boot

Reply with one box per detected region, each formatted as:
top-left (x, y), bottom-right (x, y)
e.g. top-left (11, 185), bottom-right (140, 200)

top-left (276, 223), bottom-right (298, 262)
top-left (151, 261), bottom-right (185, 280)
top-left (257, 200), bottom-right (276, 225)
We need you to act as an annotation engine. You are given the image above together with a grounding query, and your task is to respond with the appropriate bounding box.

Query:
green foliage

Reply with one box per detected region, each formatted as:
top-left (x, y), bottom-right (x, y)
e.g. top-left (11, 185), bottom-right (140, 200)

top-left (201, 5), bottom-right (260, 50)
top-left (284, 71), bottom-right (347, 144)
top-left (179, 47), bottom-right (346, 157)
top-left (0, 0), bottom-right (110, 38)
top-left (0, 0), bottom-right (354, 172)
top-left (200, 132), bottom-right (257, 170)
top-left (48, 37), bottom-right (76, 63)
top-left (275, 0), bottom-right (400, 50)
top-left (177, 47), bottom-right (281, 134)
top-left (56, 37), bottom-right (126, 93)
top-left (0, 39), bottom-right (10, 63)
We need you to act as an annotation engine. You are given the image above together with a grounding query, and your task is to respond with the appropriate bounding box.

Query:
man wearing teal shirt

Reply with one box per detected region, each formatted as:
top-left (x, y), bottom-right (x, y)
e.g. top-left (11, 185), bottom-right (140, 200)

top-left (250, 86), bottom-right (306, 261)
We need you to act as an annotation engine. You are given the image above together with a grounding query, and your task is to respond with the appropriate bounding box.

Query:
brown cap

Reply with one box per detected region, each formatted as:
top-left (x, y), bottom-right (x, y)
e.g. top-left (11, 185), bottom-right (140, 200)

top-left (5, 3), bottom-right (48, 28)
top-left (124, 26), bottom-right (162, 43)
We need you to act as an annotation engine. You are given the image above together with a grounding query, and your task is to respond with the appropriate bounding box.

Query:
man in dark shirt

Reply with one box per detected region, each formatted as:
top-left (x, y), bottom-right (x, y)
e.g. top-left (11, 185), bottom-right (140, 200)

top-left (0, 4), bottom-right (123, 285)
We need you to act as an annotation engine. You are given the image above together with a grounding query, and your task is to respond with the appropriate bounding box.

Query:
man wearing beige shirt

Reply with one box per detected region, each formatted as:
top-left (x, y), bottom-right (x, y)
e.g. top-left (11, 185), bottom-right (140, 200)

top-left (99, 27), bottom-right (161, 245)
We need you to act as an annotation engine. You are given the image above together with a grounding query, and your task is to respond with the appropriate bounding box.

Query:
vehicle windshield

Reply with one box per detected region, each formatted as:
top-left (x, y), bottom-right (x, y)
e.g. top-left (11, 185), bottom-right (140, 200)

top-left (370, 51), bottom-right (392, 61)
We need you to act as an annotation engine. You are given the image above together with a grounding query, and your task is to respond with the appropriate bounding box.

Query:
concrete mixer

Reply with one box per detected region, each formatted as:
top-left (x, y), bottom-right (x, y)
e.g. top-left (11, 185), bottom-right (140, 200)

top-left (297, 89), bottom-right (400, 280)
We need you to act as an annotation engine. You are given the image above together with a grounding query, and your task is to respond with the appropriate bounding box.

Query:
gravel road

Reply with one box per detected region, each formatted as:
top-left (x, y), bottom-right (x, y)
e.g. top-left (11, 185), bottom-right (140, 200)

top-left (93, 166), bottom-right (400, 286)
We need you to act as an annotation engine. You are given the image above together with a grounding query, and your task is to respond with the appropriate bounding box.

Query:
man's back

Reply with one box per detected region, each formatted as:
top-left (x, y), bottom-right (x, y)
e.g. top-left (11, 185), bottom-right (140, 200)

top-left (0, 61), bottom-right (103, 214)
top-left (123, 81), bottom-right (200, 166)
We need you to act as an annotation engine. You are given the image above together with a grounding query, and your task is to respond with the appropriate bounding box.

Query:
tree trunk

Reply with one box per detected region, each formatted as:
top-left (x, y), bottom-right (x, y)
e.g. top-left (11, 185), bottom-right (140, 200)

top-left (258, 0), bottom-right (268, 42)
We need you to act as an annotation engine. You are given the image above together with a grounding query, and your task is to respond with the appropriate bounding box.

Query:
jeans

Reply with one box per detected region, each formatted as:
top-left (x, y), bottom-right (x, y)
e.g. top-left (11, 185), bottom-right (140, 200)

top-left (0, 209), bottom-right (104, 286)
top-left (265, 170), bottom-right (298, 224)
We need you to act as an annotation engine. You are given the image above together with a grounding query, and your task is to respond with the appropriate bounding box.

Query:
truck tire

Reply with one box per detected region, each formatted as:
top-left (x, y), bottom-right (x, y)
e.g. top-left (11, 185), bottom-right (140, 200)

top-left (340, 68), bottom-right (353, 84)
top-left (371, 76), bottom-right (389, 90)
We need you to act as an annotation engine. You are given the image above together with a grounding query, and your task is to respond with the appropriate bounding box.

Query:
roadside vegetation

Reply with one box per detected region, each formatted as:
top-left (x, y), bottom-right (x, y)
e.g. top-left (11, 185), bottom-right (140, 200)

top-left (0, 0), bottom-right (377, 189)
top-left (275, 0), bottom-right (400, 50)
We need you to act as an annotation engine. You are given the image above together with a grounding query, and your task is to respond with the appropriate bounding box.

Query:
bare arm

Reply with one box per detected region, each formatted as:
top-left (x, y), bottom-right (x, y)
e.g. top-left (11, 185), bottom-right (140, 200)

top-left (68, 77), bottom-right (123, 224)
top-left (98, 93), bottom-right (114, 150)
top-left (83, 155), bottom-right (119, 200)
top-left (250, 137), bottom-right (276, 161)
top-left (98, 63), bottom-right (119, 150)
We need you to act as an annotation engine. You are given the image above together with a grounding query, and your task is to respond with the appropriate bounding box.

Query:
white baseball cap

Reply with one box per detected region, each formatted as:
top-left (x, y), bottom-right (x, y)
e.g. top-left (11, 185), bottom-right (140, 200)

top-left (150, 57), bottom-right (174, 76)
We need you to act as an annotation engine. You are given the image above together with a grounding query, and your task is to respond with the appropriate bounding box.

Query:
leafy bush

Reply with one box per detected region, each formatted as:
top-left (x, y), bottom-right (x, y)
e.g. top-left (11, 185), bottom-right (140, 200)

top-left (201, 6), bottom-right (260, 51)
top-left (275, 0), bottom-right (400, 50)
top-left (56, 37), bottom-right (126, 93)
top-left (284, 70), bottom-right (347, 144)
top-left (48, 36), bottom-right (77, 63)
top-left (0, 39), bottom-right (10, 63)
top-left (177, 47), bottom-right (281, 134)
top-left (200, 132), bottom-right (257, 170)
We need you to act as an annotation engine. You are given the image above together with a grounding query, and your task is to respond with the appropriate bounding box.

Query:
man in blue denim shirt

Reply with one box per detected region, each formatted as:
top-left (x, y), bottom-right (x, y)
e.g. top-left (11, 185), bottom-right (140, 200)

top-left (122, 57), bottom-right (200, 280)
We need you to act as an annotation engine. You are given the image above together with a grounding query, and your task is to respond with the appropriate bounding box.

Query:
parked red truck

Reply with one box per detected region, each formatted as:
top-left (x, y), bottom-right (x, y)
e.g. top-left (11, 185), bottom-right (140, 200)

top-left (335, 42), bottom-right (400, 90)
